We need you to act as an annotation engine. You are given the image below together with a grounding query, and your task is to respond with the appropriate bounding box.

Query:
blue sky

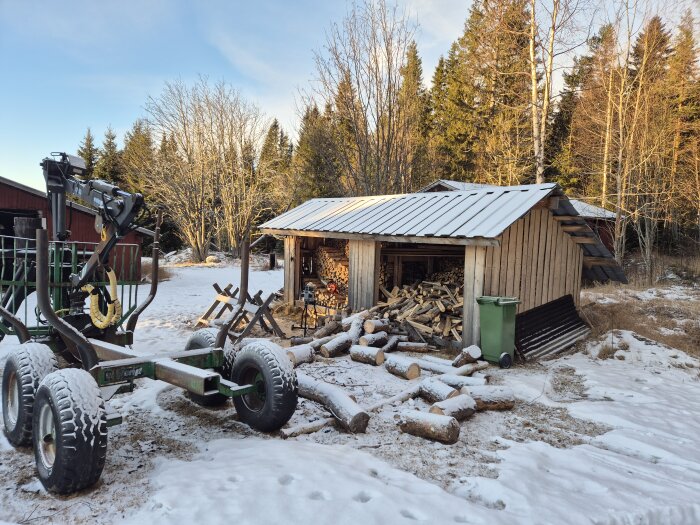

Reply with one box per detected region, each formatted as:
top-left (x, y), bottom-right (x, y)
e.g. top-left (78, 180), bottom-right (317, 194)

top-left (0, 0), bottom-right (467, 190)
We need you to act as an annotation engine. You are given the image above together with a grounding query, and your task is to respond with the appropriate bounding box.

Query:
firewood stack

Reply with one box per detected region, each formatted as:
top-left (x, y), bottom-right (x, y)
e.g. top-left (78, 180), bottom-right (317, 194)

top-left (314, 245), bottom-right (349, 291)
top-left (314, 288), bottom-right (348, 309)
top-left (376, 281), bottom-right (464, 343)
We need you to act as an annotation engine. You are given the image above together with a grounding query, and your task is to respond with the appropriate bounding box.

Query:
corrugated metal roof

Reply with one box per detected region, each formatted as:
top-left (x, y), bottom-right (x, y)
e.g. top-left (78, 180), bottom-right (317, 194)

top-left (419, 179), bottom-right (616, 220)
top-left (261, 184), bottom-right (558, 242)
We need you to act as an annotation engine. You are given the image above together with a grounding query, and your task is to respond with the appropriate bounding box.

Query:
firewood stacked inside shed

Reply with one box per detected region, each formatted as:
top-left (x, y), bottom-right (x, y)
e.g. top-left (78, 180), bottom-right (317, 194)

top-left (376, 281), bottom-right (464, 344)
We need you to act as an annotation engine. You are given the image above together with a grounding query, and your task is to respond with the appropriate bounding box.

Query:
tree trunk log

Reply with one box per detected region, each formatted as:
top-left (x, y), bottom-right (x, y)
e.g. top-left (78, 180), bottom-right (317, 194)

top-left (363, 319), bottom-right (391, 334)
top-left (385, 355), bottom-right (421, 380)
top-left (313, 320), bottom-right (341, 338)
top-left (319, 333), bottom-right (353, 357)
top-left (380, 335), bottom-right (400, 353)
top-left (419, 378), bottom-right (459, 403)
top-left (429, 394), bottom-right (476, 420)
top-left (452, 345), bottom-right (482, 367)
top-left (280, 417), bottom-right (335, 439)
top-left (296, 373), bottom-right (370, 433)
top-left (365, 385), bottom-right (421, 412)
top-left (290, 336), bottom-right (313, 346)
top-left (286, 344), bottom-right (314, 367)
top-left (347, 318), bottom-right (363, 344)
top-left (397, 410), bottom-right (460, 444)
top-left (437, 374), bottom-right (487, 389)
top-left (462, 386), bottom-right (515, 411)
top-left (341, 310), bottom-right (370, 330)
top-left (396, 341), bottom-right (430, 352)
top-left (359, 331), bottom-right (388, 347)
top-left (349, 345), bottom-right (385, 365)
top-left (308, 335), bottom-right (336, 351)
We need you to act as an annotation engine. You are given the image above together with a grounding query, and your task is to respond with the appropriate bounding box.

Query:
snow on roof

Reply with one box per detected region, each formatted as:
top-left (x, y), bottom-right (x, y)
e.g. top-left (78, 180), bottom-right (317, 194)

top-left (261, 184), bottom-right (559, 244)
top-left (419, 179), bottom-right (616, 220)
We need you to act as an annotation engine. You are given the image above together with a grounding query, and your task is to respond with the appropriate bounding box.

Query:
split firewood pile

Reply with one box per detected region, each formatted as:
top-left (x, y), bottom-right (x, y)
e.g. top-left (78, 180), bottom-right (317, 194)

top-left (377, 281), bottom-right (465, 343)
top-left (314, 245), bottom-right (349, 290)
top-left (262, 310), bottom-right (515, 444)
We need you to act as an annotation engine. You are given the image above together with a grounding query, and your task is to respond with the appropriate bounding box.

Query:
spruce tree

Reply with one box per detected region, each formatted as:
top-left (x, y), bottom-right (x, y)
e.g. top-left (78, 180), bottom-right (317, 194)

top-left (77, 128), bottom-right (99, 179)
top-left (94, 126), bottom-right (123, 184)
top-left (397, 41), bottom-right (431, 191)
top-left (293, 103), bottom-right (342, 203)
top-left (122, 120), bottom-right (154, 193)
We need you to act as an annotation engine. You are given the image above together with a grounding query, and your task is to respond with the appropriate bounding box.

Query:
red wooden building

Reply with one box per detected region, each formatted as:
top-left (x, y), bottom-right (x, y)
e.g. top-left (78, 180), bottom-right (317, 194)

top-left (0, 175), bottom-right (152, 279)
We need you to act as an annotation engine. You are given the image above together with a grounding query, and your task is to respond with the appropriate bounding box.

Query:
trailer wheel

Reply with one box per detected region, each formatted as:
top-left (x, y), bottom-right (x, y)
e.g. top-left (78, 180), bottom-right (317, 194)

top-left (183, 328), bottom-right (230, 406)
top-left (231, 342), bottom-right (297, 432)
top-left (2, 342), bottom-right (58, 447)
top-left (32, 369), bottom-right (107, 494)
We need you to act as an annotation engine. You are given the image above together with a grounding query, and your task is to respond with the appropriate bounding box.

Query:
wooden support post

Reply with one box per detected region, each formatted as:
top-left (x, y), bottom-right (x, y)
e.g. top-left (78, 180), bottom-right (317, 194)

top-left (462, 245), bottom-right (486, 347)
top-left (348, 240), bottom-right (380, 311)
top-left (239, 222), bottom-right (251, 306)
top-left (283, 236), bottom-right (301, 304)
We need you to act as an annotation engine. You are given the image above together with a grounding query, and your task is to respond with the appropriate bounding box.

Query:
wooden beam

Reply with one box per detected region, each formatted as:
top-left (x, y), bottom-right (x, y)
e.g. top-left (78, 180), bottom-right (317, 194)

top-left (552, 215), bottom-right (584, 222)
top-left (283, 236), bottom-right (299, 304)
top-left (583, 256), bottom-right (618, 267)
top-left (571, 236), bottom-right (597, 244)
top-left (259, 228), bottom-right (499, 247)
top-left (561, 225), bottom-right (589, 232)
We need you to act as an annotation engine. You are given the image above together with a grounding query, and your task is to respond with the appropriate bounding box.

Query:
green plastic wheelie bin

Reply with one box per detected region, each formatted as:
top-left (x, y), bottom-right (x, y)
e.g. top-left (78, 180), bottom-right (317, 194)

top-left (476, 296), bottom-right (521, 368)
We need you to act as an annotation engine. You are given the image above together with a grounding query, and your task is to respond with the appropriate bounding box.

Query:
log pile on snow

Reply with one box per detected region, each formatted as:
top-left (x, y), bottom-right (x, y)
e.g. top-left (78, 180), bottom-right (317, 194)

top-left (277, 312), bottom-right (516, 444)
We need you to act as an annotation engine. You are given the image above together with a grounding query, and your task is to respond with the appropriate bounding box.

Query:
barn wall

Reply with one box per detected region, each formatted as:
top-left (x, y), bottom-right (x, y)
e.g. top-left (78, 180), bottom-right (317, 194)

top-left (1, 181), bottom-right (146, 279)
top-left (483, 208), bottom-right (583, 313)
top-left (348, 239), bottom-right (380, 311)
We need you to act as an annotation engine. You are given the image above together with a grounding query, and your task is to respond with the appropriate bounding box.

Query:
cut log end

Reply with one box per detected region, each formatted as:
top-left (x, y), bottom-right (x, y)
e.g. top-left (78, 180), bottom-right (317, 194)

top-left (385, 355), bottom-right (421, 380)
top-left (429, 394), bottom-right (476, 421)
top-left (397, 410), bottom-right (460, 444)
top-left (349, 345), bottom-right (385, 366)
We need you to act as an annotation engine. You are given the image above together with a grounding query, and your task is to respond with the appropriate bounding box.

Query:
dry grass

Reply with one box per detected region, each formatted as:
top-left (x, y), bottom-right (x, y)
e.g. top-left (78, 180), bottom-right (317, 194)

top-left (581, 291), bottom-right (700, 358)
top-left (597, 344), bottom-right (617, 360)
top-left (141, 260), bottom-right (173, 282)
top-left (623, 253), bottom-right (700, 287)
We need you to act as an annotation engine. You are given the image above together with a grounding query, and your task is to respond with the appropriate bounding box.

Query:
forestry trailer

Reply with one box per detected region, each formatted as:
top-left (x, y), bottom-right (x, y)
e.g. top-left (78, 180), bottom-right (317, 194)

top-left (0, 153), bottom-right (297, 494)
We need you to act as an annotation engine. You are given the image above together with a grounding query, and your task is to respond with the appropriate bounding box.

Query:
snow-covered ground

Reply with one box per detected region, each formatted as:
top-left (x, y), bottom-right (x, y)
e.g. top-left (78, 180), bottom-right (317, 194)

top-left (1, 265), bottom-right (699, 524)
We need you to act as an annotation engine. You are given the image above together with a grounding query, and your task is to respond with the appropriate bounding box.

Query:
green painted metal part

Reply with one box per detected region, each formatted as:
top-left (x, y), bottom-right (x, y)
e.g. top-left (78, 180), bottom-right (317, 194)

top-left (93, 347), bottom-right (256, 400)
top-left (0, 234), bottom-right (140, 339)
top-left (476, 296), bottom-right (520, 364)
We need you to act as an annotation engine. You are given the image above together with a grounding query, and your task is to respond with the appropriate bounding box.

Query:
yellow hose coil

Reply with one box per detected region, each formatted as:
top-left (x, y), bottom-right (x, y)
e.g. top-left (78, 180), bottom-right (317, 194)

top-left (82, 268), bottom-right (122, 329)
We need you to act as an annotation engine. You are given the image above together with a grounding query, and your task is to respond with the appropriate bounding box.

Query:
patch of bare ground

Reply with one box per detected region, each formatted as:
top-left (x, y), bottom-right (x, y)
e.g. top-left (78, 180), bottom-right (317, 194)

top-left (581, 286), bottom-right (700, 358)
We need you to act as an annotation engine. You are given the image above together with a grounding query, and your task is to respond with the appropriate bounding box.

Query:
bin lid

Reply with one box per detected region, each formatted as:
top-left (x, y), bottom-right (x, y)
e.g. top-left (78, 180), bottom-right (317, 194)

top-left (476, 296), bottom-right (521, 306)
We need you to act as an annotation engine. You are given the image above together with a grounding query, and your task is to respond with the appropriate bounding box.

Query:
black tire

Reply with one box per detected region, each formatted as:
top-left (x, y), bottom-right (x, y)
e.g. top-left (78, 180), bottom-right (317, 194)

top-left (499, 352), bottom-right (513, 369)
top-left (183, 328), bottom-right (230, 407)
top-left (2, 342), bottom-right (58, 447)
top-left (231, 341), bottom-right (297, 432)
top-left (32, 369), bottom-right (107, 494)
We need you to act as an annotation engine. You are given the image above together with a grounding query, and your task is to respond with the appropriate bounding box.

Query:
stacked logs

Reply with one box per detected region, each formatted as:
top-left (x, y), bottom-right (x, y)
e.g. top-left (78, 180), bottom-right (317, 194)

top-left (314, 245), bottom-right (349, 290)
top-left (375, 281), bottom-right (464, 342)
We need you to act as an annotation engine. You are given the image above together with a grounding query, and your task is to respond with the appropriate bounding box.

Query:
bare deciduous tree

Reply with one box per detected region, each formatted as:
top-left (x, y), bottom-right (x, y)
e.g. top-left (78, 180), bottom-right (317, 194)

top-left (144, 78), bottom-right (268, 261)
top-left (311, 0), bottom-right (415, 195)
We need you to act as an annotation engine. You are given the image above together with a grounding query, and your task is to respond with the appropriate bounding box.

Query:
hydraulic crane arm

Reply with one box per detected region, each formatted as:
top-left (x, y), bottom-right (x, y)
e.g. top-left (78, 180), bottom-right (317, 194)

top-left (41, 152), bottom-right (145, 290)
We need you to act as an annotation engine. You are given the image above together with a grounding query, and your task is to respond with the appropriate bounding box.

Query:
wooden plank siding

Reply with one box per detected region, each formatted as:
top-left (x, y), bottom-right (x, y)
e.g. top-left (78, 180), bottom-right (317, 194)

top-left (462, 245), bottom-right (486, 346)
top-left (348, 240), bottom-right (380, 311)
top-left (483, 209), bottom-right (583, 314)
top-left (283, 236), bottom-right (301, 304)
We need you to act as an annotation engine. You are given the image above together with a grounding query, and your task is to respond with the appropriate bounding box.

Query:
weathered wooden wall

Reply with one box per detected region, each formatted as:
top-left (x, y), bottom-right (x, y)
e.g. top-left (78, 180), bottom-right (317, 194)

top-left (462, 245), bottom-right (487, 346)
top-left (348, 239), bottom-right (380, 311)
top-left (482, 208), bottom-right (583, 313)
top-left (283, 236), bottom-right (301, 303)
